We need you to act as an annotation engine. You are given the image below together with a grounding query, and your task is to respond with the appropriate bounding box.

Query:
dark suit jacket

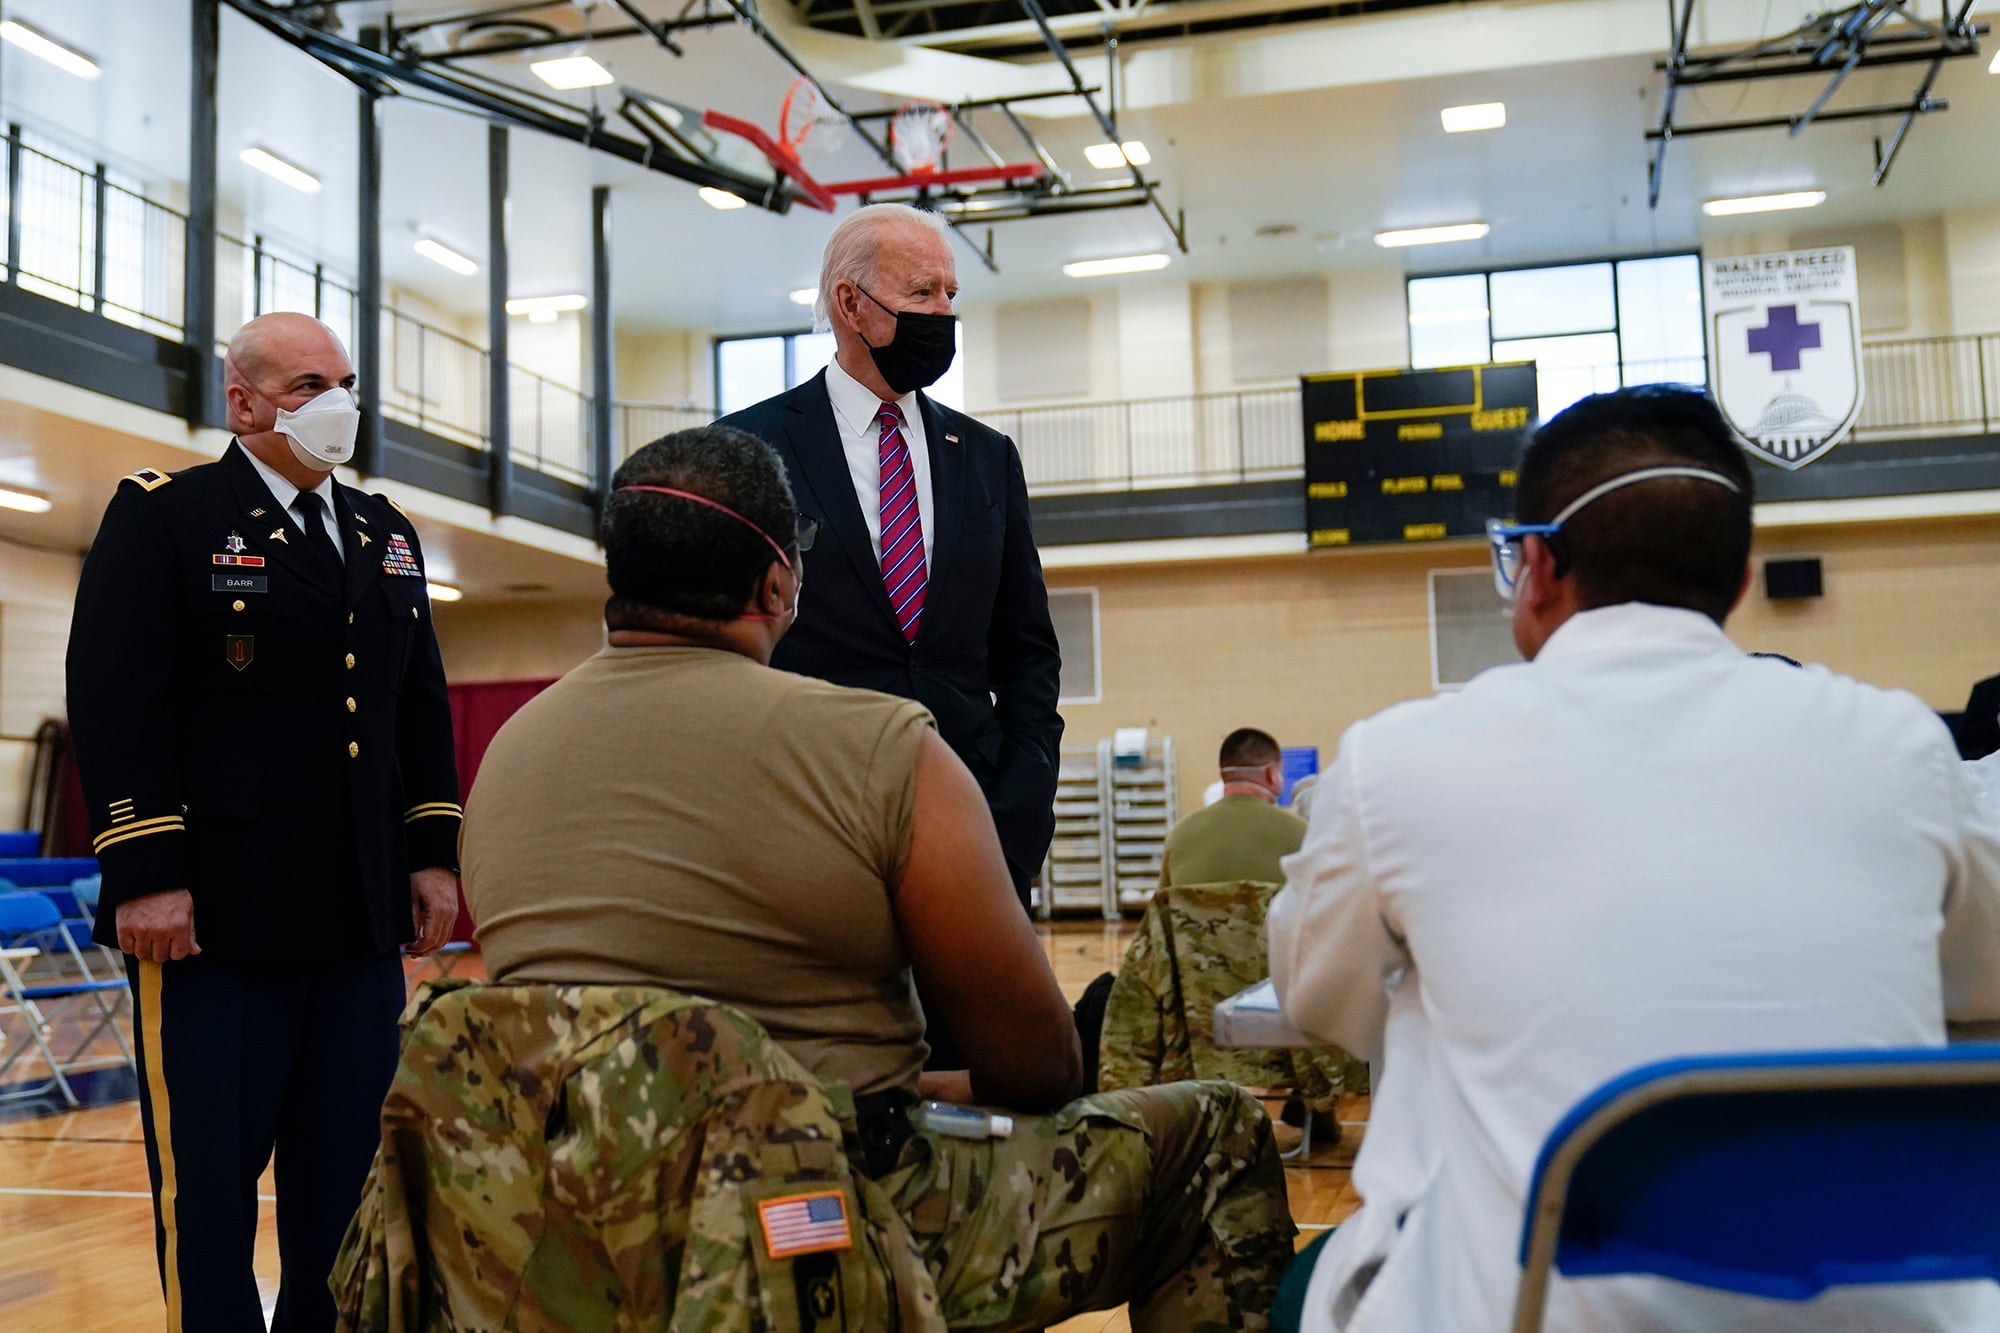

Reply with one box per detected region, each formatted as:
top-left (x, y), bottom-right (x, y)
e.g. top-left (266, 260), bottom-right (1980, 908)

top-left (719, 371), bottom-right (1063, 893)
top-left (1954, 674), bottom-right (2000, 761)
top-left (66, 441), bottom-right (461, 959)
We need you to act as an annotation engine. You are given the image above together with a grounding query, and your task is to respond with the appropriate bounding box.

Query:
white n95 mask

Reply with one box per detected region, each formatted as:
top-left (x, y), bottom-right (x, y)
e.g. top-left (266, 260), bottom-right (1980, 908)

top-left (275, 388), bottom-right (360, 472)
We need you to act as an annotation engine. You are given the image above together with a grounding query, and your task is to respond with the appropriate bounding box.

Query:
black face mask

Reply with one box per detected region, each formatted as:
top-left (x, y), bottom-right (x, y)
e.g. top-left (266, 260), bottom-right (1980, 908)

top-left (858, 286), bottom-right (957, 394)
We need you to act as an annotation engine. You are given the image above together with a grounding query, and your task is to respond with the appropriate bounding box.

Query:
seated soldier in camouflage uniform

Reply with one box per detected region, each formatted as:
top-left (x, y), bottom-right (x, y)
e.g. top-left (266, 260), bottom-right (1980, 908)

top-left (455, 426), bottom-right (1296, 1332)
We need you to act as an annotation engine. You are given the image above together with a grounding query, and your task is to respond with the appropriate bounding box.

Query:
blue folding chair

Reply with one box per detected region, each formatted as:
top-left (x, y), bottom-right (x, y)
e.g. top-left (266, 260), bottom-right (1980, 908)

top-left (1512, 1045), bottom-right (2000, 1332)
top-left (0, 891), bottom-right (135, 1108)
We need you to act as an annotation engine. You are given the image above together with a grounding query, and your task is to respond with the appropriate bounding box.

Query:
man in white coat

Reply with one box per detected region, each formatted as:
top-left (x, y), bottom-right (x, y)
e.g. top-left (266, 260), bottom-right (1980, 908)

top-left (1269, 385), bottom-right (2000, 1332)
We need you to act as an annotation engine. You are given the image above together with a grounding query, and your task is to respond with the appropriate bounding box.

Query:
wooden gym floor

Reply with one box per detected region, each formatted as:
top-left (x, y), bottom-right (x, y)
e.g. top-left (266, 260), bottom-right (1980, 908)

top-left (0, 922), bottom-right (1364, 1332)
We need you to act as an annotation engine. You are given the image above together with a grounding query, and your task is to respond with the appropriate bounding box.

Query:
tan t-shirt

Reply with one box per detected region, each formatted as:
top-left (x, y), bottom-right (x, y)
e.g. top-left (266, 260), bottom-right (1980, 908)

top-left (462, 645), bottom-right (935, 1097)
top-left (1159, 794), bottom-right (1308, 889)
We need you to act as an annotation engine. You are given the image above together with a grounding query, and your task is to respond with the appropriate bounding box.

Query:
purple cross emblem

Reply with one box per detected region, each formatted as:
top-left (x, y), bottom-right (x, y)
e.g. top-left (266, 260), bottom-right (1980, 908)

top-left (1745, 304), bottom-right (1822, 373)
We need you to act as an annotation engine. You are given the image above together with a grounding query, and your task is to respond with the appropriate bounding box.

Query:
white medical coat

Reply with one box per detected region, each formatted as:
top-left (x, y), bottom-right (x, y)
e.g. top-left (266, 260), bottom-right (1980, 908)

top-left (1270, 603), bottom-right (2000, 1332)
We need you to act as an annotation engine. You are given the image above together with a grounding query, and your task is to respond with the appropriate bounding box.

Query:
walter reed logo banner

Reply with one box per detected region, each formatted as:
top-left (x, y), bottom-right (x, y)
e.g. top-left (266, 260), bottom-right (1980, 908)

top-left (1703, 246), bottom-right (1863, 470)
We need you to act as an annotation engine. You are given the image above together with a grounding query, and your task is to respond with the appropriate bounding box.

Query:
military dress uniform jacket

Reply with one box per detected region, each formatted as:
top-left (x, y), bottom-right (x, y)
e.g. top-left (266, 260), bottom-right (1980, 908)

top-left (66, 441), bottom-right (461, 960)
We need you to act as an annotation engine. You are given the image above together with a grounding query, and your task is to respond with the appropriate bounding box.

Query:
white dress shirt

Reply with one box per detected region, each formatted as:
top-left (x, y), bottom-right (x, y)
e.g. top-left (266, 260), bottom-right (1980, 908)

top-left (1270, 602), bottom-right (2000, 1333)
top-left (241, 440), bottom-right (345, 563)
top-left (824, 357), bottom-right (934, 565)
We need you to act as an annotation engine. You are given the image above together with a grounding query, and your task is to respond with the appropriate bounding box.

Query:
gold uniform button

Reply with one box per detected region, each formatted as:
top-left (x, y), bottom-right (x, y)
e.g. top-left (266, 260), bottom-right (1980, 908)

top-left (345, 697), bottom-right (357, 713)
top-left (345, 653), bottom-right (356, 669)
top-left (348, 612), bottom-right (355, 624)
top-left (232, 600), bottom-right (245, 612)
top-left (410, 607), bottom-right (419, 620)
top-left (348, 741), bottom-right (360, 759)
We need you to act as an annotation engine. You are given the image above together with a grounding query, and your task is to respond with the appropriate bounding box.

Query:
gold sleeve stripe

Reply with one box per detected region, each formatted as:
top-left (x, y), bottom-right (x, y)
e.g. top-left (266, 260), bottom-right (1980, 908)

top-left (136, 962), bottom-right (185, 1331)
top-left (93, 817), bottom-right (186, 853)
top-left (404, 803), bottom-right (464, 824)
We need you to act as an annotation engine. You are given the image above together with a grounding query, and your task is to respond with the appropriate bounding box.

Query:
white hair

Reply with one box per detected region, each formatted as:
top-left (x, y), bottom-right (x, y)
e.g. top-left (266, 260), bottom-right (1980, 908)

top-left (814, 204), bottom-right (950, 332)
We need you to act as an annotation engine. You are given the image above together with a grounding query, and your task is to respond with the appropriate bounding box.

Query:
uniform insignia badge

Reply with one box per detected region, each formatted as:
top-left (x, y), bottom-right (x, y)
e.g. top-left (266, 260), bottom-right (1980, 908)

top-left (945, 433), bottom-right (960, 443)
top-left (120, 468), bottom-right (172, 492)
top-left (250, 507), bottom-right (267, 518)
top-left (382, 533), bottom-right (422, 577)
top-left (270, 528), bottom-right (288, 544)
top-left (213, 553), bottom-right (266, 567)
top-left (357, 531), bottom-right (372, 547)
top-left (225, 532), bottom-right (247, 554)
top-left (225, 634), bottom-right (254, 671)
top-left (756, 1190), bottom-right (852, 1258)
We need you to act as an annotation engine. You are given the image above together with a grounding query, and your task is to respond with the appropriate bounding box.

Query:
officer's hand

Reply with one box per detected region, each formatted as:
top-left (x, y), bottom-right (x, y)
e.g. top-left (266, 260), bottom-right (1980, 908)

top-left (918, 1070), bottom-right (976, 1104)
top-left (116, 890), bottom-right (199, 963)
top-left (406, 867), bottom-right (460, 957)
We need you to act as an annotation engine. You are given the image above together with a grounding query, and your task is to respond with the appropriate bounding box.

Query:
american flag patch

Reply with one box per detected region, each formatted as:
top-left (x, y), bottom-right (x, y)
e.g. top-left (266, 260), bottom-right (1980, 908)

top-left (756, 1190), bottom-right (852, 1258)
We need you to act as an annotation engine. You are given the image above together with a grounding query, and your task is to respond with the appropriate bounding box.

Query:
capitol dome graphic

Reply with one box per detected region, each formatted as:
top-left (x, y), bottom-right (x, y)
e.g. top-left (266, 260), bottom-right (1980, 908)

top-left (1749, 390), bottom-right (1841, 460)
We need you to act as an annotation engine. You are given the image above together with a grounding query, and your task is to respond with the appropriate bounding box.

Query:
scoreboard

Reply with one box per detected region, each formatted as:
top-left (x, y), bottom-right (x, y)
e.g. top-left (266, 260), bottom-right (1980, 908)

top-left (1301, 362), bottom-right (1538, 548)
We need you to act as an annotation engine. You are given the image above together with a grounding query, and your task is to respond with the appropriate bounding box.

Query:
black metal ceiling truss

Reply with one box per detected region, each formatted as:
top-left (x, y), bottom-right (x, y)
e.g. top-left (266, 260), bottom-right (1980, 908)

top-left (224, 0), bottom-right (1191, 271)
top-left (1647, 0), bottom-right (1988, 208)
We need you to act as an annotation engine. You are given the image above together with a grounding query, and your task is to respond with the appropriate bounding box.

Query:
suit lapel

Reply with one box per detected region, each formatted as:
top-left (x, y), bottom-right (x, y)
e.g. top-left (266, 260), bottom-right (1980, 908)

top-left (334, 486), bottom-right (376, 610)
top-left (220, 442), bottom-right (340, 596)
top-left (783, 373), bottom-right (901, 630)
top-left (916, 392), bottom-right (965, 600)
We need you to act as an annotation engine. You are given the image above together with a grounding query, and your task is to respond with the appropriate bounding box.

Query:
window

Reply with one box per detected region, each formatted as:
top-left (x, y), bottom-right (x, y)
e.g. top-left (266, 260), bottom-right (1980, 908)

top-left (1408, 255), bottom-right (1705, 422)
top-left (714, 325), bottom-right (965, 415)
top-left (1047, 587), bottom-right (1100, 704)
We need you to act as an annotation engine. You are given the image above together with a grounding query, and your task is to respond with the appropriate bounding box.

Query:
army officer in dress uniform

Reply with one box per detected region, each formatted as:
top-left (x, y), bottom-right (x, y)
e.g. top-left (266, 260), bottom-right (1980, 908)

top-left (66, 313), bottom-right (462, 1333)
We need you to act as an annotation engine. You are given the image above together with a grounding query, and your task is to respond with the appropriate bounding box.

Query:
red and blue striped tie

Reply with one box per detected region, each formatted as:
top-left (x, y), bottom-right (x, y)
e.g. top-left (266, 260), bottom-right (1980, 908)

top-left (877, 402), bottom-right (927, 642)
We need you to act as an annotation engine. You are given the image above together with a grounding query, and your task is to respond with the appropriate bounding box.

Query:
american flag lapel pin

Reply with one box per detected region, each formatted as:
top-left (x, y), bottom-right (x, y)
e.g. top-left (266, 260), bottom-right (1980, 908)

top-left (944, 433), bottom-right (960, 443)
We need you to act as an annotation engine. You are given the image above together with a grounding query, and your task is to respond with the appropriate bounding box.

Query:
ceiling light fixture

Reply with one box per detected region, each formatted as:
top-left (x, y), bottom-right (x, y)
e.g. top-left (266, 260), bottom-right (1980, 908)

top-left (505, 294), bottom-right (588, 324)
top-left (426, 582), bottom-right (464, 603)
top-left (789, 287), bottom-right (818, 306)
top-left (1374, 222), bottom-right (1490, 248)
top-left (1083, 140), bottom-right (1151, 169)
top-left (529, 54), bottom-right (614, 90)
top-left (1440, 102), bottom-right (1507, 133)
top-left (0, 484), bottom-right (53, 514)
top-left (1702, 190), bottom-right (1827, 216)
top-left (239, 147), bottom-right (322, 194)
top-left (413, 237), bottom-right (479, 276)
top-left (1063, 253), bottom-right (1171, 278)
top-left (0, 20), bottom-right (99, 79)
top-left (1407, 307), bottom-right (1491, 326)
top-left (698, 187), bottom-right (747, 211)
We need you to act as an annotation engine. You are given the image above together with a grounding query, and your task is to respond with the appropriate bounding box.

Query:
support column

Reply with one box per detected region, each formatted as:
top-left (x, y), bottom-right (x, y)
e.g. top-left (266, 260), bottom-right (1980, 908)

top-left (591, 185), bottom-right (615, 503)
top-left (486, 123), bottom-right (513, 517)
top-left (185, 0), bottom-right (220, 426)
top-left (355, 28), bottom-right (384, 478)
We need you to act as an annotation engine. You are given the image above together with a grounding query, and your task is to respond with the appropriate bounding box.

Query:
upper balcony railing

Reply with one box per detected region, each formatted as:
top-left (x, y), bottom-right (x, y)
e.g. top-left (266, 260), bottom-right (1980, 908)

top-left (5, 125), bottom-right (1996, 508)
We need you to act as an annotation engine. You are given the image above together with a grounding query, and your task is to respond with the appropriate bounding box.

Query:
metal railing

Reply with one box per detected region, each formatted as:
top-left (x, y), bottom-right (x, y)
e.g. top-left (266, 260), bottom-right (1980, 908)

top-left (216, 232), bottom-right (359, 355)
top-left (0, 123), bottom-right (185, 337)
top-left (510, 366), bottom-right (592, 485)
top-left (382, 309), bottom-right (488, 450)
top-left (616, 401), bottom-right (716, 459)
top-left (1857, 334), bottom-right (2000, 439)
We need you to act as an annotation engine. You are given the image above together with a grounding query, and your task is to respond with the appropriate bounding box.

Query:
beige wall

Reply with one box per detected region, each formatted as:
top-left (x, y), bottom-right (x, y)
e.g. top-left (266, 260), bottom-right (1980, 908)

top-left (432, 597), bottom-right (606, 684)
top-left (1051, 515), bottom-right (2000, 813)
top-left (0, 543), bottom-right (82, 825)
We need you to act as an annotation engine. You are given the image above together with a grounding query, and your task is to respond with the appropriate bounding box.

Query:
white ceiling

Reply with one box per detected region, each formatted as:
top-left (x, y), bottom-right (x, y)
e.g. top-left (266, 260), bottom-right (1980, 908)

top-left (3, 1), bottom-right (1997, 335)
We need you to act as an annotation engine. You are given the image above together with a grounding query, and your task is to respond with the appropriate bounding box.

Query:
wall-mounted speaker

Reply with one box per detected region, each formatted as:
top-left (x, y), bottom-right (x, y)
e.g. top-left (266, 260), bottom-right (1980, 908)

top-left (1765, 558), bottom-right (1823, 601)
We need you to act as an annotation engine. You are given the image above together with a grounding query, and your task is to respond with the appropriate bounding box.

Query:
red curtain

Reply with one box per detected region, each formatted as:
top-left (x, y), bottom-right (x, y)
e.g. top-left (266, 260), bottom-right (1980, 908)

top-left (445, 679), bottom-right (558, 940)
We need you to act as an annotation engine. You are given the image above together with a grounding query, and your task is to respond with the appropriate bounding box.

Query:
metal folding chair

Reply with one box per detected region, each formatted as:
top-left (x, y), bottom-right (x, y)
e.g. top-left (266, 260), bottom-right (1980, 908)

top-left (1513, 1044), bottom-right (2000, 1332)
top-left (0, 890), bottom-right (135, 1107)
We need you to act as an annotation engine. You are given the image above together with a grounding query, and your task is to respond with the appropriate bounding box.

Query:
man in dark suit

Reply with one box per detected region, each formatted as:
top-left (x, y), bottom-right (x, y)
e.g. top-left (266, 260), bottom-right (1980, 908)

top-left (66, 313), bottom-right (461, 1332)
top-left (719, 204), bottom-right (1063, 917)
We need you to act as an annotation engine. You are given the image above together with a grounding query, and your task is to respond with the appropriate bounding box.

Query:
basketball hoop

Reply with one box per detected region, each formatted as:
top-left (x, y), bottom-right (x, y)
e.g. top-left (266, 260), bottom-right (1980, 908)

top-left (779, 77), bottom-right (844, 153)
top-left (890, 101), bottom-right (953, 175)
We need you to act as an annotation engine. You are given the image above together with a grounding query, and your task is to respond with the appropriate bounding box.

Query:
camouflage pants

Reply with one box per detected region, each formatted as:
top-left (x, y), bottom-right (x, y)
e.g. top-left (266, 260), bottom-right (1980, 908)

top-left (880, 1079), bottom-right (1296, 1333)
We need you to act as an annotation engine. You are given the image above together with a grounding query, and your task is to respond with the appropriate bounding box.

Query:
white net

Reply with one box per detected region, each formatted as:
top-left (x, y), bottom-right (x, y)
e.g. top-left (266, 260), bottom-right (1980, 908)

top-left (779, 78), bottom-right (844, 152)
top-left (890, 101), bottom-right (953, 173)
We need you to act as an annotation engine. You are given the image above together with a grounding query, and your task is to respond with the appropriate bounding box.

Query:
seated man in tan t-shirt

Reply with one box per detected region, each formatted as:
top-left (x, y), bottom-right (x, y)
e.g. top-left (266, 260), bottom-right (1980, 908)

top-left (461, 426), bottom-right (1294, 1332)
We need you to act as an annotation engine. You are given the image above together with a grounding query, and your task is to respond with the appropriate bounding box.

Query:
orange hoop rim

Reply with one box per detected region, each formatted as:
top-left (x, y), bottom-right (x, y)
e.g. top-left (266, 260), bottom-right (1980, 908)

top-left (779, 77), bottom-right (828, 152)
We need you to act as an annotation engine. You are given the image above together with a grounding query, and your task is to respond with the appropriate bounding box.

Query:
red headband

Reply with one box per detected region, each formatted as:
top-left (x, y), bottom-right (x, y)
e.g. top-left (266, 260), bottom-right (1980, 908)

top-left (613, 485), bottom-right (792, 570)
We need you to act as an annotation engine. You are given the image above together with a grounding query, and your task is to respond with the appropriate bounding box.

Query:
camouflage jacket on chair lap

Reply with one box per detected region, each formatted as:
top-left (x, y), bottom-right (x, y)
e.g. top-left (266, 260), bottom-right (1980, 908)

top-left (332, 979), bottom-right (945, 1332)
top-left (1097, 880), bottom-right (1367, 1114)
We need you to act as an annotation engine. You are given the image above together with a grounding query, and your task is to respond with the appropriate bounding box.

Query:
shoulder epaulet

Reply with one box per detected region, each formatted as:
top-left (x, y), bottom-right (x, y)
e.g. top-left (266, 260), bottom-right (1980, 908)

top-left (375, 493), bottom-right (412, 523)
top-left (119, 468), bottom-right (173, 493)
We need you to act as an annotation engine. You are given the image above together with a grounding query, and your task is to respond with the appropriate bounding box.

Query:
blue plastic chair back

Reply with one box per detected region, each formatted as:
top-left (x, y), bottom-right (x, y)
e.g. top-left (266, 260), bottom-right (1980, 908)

top-left (1513, 1045), bottom-right (2000, 1330)
top-left (0, 890), bottom-right (63, 935)
top-left (0, 832), bottom-right (37, 857)
top-left (70, 875), bottom-right (102, 916)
